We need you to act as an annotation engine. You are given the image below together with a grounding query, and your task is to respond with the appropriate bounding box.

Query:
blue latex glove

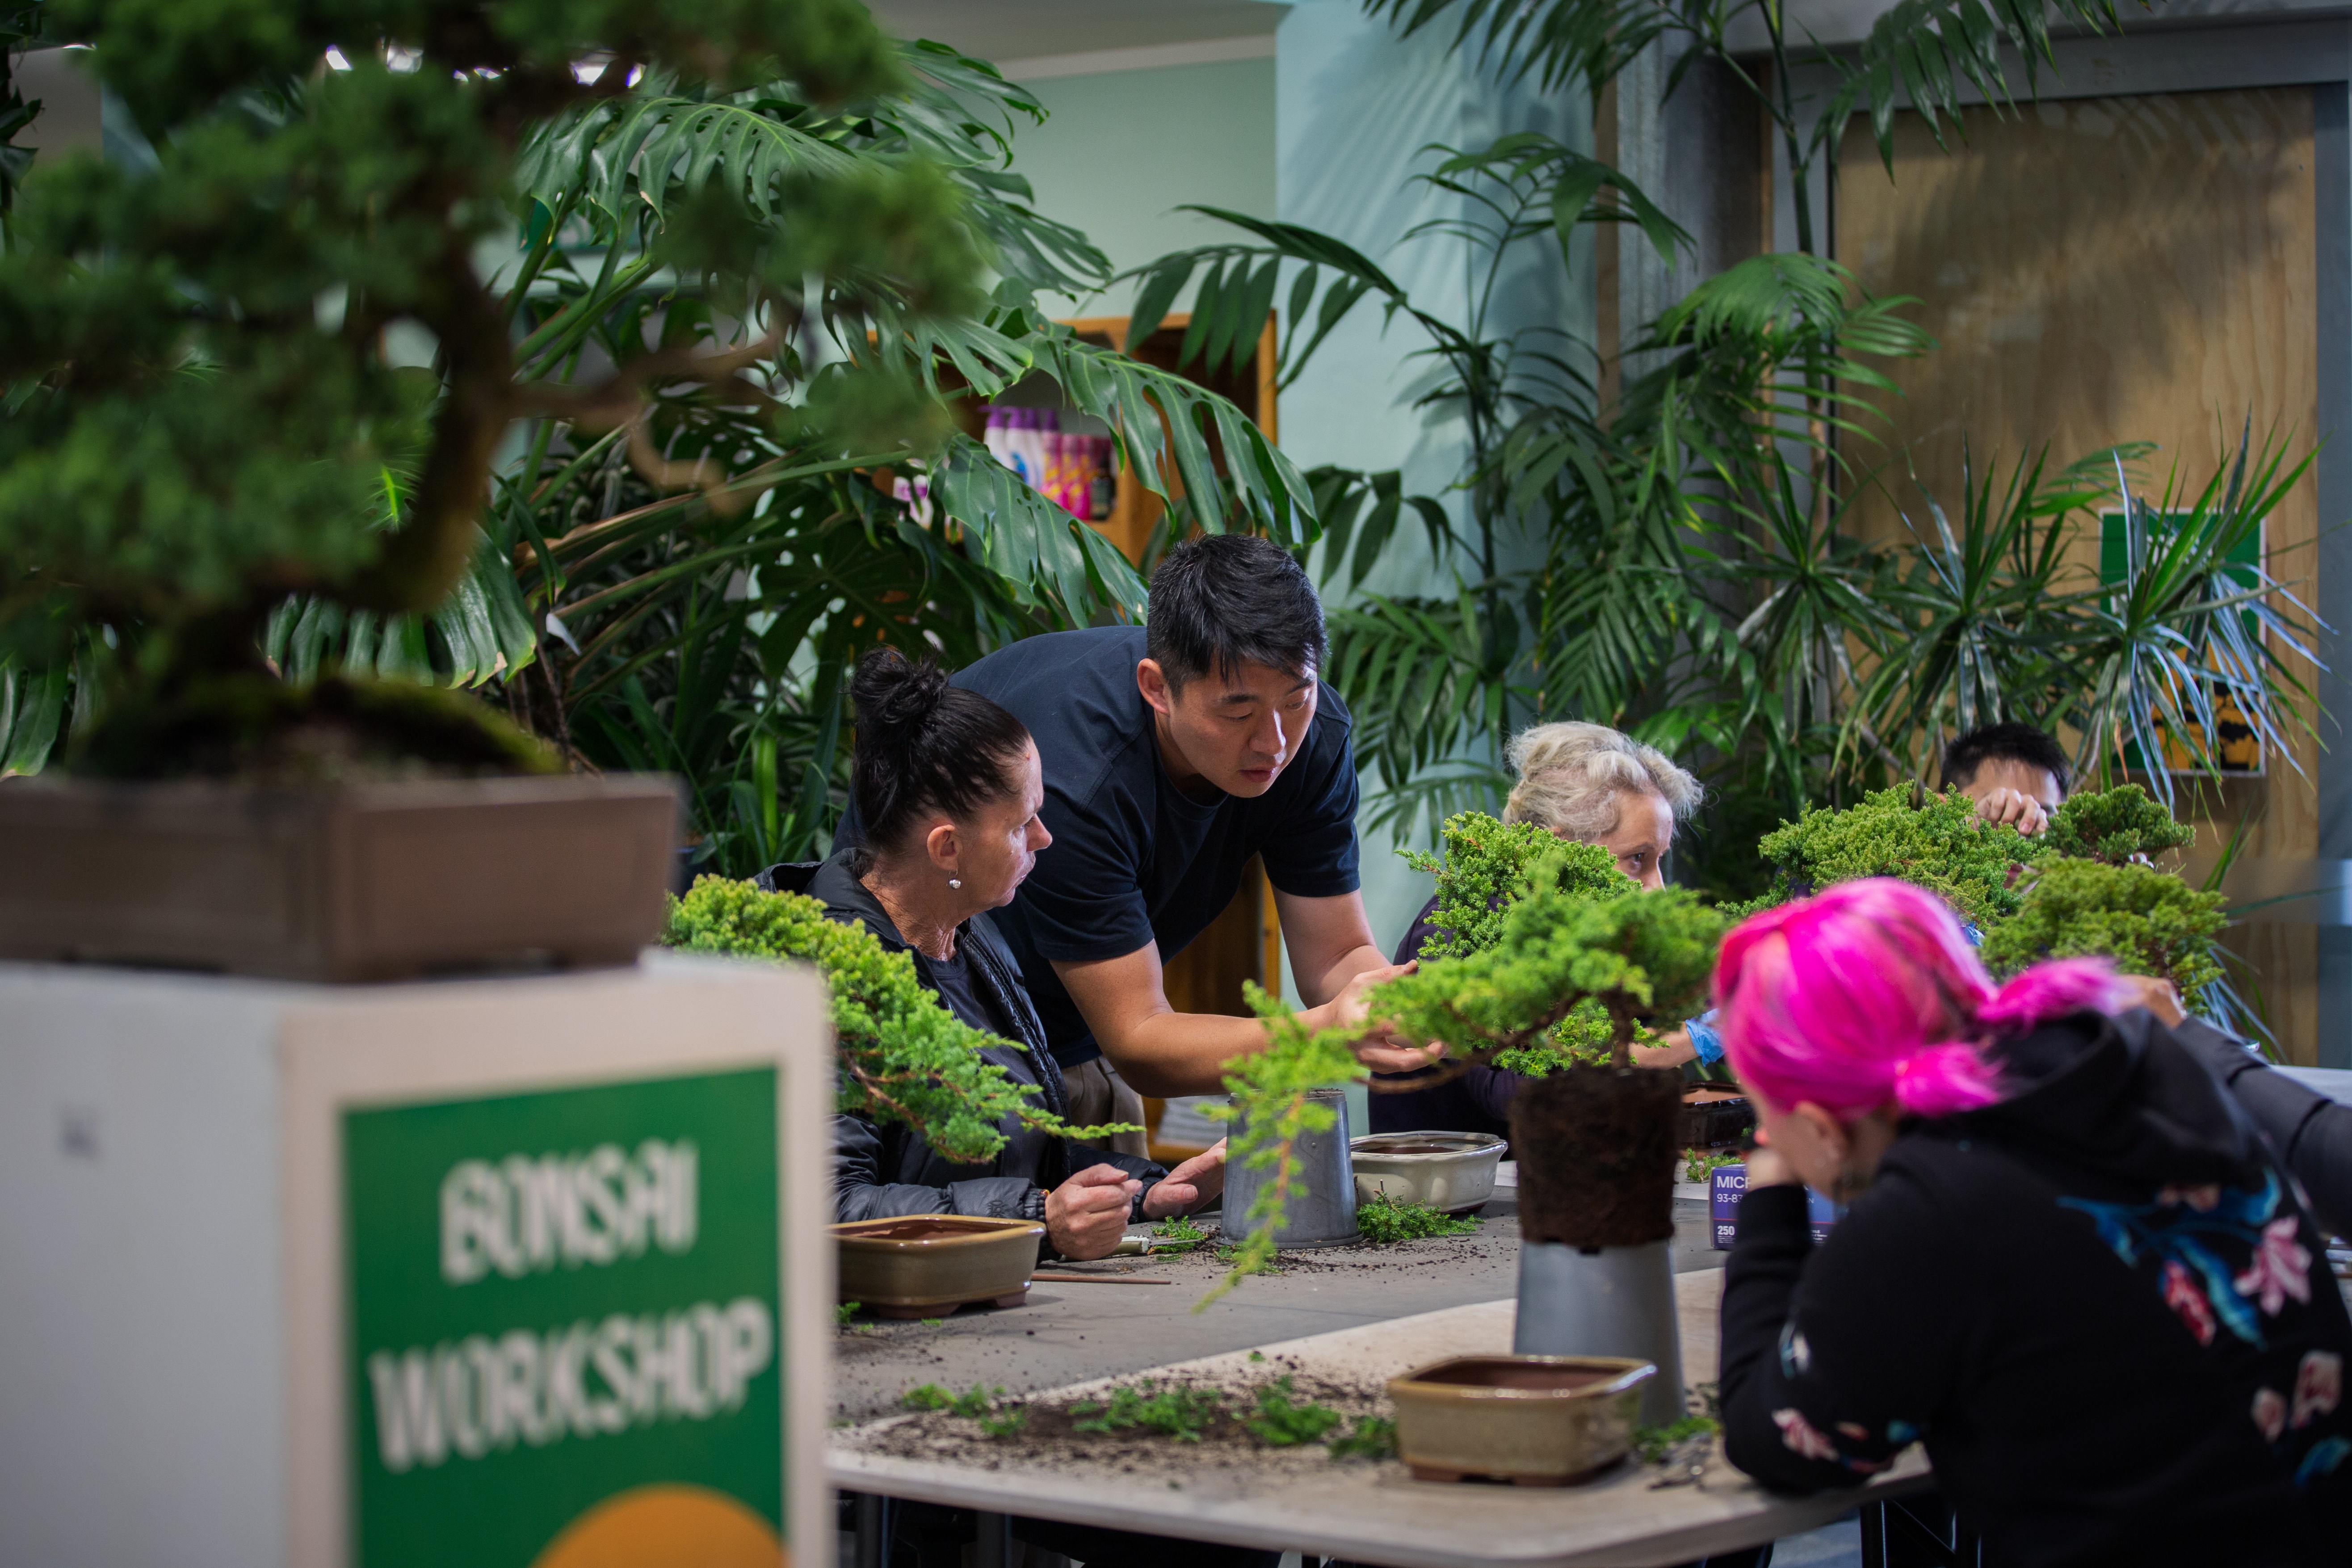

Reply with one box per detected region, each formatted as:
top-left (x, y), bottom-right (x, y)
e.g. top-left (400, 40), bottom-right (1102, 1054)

top-left (1684, 1009), bottom-right (1725, 1066)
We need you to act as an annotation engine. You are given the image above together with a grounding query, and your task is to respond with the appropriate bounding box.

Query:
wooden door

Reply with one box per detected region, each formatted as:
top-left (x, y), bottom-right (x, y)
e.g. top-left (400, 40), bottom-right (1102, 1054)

top-left (1835, 89), bottom-right (2322, 1061)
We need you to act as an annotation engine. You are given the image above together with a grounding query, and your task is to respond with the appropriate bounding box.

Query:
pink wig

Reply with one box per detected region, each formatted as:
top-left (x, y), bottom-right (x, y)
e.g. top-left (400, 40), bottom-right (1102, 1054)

top-left (1714, 879), bottom-right (2132, 1120)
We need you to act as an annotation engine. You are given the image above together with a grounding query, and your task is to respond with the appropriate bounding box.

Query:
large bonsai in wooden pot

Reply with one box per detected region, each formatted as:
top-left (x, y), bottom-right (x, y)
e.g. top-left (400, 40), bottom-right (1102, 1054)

top-left (0, 0), bottom-right (977, 979)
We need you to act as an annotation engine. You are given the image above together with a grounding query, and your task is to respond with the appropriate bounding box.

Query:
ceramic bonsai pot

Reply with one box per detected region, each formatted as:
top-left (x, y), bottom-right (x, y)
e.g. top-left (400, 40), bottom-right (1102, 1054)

top-left (0, 774), bottom-right (679, 982)
top-left (1387, 1354), bottom-right (1655, 1485)
top-left (832, 1215), bottom-right (1046, 1318)
top-left (1222, 1086), bottom-right (1361, 1249)
top-left (1349, 1131), bottom-right (1508, 1212)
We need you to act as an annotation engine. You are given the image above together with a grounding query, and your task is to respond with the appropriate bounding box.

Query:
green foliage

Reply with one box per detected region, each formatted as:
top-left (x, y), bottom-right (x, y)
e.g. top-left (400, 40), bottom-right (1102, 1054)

top-left (1353, 1192), bottom-right (1482, 1244)
top-left (1748, 785), bottom-right (2044, 926)
top-left (1242, 1376), bottom-right (1344, 1446)
top-left (1403, 812), bottom-right (1633, 960)
top-left (2047, 783), bottom-right (2197, 865)
top-left (1327, 1414), bottom-right (1399, 1460)
top-left (976, 1406), bottom-right (1028, 1439)
top-left (1069, 1381), bottom-right (1226, 1443)
top-left (1979, 858), bottom-right (2229, 1011)
top-left (1683, 1149), bottom-right (1741, 1185)
top-left (836, 1301), bottom-right (862, 1326)
top-left (664, 875), bottom-right (1130, 1161)
top-left (902, 1382), bottom-right (1023, 1433)
top-left (1372, 873), bottom-right (1727, 1067)
top-left (1150, 1213), bottom-right (1208, 1250)
top-left (1633, 1414), bottom-right (1721, 1466)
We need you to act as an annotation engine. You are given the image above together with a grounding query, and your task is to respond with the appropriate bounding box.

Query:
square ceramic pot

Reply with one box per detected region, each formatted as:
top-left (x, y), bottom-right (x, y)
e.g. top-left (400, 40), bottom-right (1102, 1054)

top-left (0, 774), bottom-right (679, 982)
top-left (1388, 1354), bottom-right (1655, 1486)
top-left (832, 1215), bottom-right (1046, 1319)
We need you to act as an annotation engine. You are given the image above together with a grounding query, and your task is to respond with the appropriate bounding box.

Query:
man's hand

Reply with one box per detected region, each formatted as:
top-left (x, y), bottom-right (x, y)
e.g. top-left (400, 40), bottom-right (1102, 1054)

top-left (1045, 1164), bottom-right (1141, 1260)
top-left (1306, 958), bottom-right (1447, 1074)
top-left (2116, 972), bottom-right (2187, 1026)
top-left (1974, 786), bottom-right (2050, 837)
top-left (1141, 1139), bottom-right (1227, 1219)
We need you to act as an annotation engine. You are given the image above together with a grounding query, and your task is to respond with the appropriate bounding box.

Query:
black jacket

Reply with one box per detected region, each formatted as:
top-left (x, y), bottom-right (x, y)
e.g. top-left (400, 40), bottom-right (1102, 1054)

top-left (2170, 1016), bottom-right (2352, 1239)
top-left (761, 853), bottom-right (1164, 1246)
top-left (1720, 1009), bottom-right (2352, 1566)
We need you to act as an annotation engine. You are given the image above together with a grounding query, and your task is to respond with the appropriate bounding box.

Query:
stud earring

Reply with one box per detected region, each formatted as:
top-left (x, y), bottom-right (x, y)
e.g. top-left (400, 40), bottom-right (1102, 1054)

top-left (948, 877), bottom-right (962, 890)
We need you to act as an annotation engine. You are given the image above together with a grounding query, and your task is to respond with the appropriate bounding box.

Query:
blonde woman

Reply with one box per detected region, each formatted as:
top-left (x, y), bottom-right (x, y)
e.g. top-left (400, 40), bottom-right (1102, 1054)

top-left (1370, 722), bottom-right (1711, 1137)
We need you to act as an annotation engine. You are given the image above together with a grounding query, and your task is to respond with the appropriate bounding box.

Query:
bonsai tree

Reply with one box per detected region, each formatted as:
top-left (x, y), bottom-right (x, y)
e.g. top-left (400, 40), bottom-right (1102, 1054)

top-left (1746, 783), bottom-right (2046, 926)
top-left (665, 875), bottom-right (1121, 1160)
top-left (1213, 845), bottom-right (1726, 1294)
top-left (1978, 858), bottom-right (2228, 1013)
top-left (2044, 782), bottom-right (2197, 864)
top-left (0, 0), bottom-right (983, 777)
top-left (1747, 780), bottom-right (2239, 1032)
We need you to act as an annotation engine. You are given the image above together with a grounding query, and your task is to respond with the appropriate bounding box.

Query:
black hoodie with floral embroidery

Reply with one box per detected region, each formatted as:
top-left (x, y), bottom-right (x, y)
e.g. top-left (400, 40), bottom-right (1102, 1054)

top-left (1719, 1008), bottom-right (2352, 1566)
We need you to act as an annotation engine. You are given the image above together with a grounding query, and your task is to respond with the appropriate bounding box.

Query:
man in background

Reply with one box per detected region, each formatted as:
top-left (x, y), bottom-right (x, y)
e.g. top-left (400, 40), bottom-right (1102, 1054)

top-left (1941, 721), bottom-right (2069, 837)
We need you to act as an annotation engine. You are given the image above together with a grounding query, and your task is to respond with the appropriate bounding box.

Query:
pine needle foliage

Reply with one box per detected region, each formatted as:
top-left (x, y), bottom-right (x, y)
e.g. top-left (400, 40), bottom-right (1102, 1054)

top-left (1747, 784), bottom-right (2045, 926)
top-left (663, 874), bottom-right (1129, 1161)
top-left (1979, 858), bottom-right (2229, 1012)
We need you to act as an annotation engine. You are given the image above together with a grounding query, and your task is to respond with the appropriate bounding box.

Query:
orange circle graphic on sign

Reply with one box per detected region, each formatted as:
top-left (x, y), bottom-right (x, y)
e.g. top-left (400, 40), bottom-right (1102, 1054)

top-left (530, 1484), bottom-right (784, 1568)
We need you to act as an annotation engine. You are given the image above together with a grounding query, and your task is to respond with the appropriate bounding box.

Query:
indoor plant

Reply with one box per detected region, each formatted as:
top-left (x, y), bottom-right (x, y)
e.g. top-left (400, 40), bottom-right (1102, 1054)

top-left (0, 0), bottom-right (1160, 975)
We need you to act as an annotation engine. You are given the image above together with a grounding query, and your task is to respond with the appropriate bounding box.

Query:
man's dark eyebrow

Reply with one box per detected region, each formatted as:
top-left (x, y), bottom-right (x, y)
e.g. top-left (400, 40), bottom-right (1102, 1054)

top-left (1215, 677), bottom-right (1314, 702)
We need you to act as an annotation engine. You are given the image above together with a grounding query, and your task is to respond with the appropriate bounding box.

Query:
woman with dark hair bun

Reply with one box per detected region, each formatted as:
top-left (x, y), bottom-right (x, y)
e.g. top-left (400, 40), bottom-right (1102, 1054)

top-left (764, 647), bottom-right (1227, 1257)
top-left (783, 650), bottom-right (1264, 1568)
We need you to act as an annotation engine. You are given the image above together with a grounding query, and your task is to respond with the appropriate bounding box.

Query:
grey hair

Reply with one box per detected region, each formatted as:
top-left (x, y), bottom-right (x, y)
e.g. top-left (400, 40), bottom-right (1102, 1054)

top-left (1502, 721), bottom-right (1703, 841)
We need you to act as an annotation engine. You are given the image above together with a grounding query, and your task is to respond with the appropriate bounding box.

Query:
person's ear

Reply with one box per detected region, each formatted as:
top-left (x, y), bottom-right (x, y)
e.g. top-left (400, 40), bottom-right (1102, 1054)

top-left (924, 820), bottom-right (960, 875)
top-left (1789, 1102), bottom-right (1852, 1165)
top-left (1136, 658), bottom-right (1176, 720)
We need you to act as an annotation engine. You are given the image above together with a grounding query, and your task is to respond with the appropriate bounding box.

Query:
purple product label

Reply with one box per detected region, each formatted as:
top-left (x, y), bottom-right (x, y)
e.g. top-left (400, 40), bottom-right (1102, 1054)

top-left (1708, 1161), bottom-right (1846, 1249)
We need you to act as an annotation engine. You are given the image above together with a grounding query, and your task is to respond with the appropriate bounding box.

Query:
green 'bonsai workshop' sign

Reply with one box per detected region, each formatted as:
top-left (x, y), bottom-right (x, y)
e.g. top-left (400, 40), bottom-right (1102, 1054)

top-left (344, 1068), bottom-right (784, 1568)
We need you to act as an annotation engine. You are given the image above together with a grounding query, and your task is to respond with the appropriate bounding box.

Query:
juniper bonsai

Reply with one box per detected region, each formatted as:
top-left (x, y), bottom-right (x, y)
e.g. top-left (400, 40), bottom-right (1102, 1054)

top-left (1979, 858), bottom-right (2229, 1012)
top-left (1747, 783), bottom-right (2045, 925)
top-left (664, 875), bottom-right (1126, 1160)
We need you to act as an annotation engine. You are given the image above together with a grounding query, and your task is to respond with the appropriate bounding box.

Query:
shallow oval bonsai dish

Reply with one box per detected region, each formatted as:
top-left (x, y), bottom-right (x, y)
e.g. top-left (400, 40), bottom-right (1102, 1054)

top-left (1349, 1131), bottom-right (1507, 1213)
top-left (1387, 1354), bottom-right (1655, 1486)
top-left (833, 1215), bottom-right (1047, 1319)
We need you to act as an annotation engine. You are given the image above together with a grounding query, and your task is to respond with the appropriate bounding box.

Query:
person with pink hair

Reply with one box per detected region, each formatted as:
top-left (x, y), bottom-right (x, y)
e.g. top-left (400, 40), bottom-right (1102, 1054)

top-left (1713, 879), bottom-right (2352, 1563)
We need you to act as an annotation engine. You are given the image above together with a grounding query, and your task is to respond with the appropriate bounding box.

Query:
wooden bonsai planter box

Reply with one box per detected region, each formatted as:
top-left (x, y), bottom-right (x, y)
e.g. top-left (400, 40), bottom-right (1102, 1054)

top-left (0, 774), bottom-right (680, 981)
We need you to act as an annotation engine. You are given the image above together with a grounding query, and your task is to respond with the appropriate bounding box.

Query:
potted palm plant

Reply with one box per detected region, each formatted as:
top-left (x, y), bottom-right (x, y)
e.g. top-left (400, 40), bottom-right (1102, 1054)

top-left (0, 0), bottom-right (995, 979)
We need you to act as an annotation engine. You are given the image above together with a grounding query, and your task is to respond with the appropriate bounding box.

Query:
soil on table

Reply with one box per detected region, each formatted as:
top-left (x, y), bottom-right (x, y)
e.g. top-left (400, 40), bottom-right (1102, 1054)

top-left (1511, 1067), bottom-right (1681, 1249)
top-left (847, 1352), bottom-right (1394, 1480)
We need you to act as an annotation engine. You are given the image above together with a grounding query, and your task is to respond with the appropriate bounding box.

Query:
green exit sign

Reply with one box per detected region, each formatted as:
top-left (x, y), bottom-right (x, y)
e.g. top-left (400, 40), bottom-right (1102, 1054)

top-left (343, 1068), bottom-right (784, 1568)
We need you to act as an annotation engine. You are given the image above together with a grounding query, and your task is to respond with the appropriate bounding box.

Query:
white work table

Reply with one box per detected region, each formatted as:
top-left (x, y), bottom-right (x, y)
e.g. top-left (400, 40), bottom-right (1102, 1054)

top-left (829, 1269), bottom-right (1930, 1567)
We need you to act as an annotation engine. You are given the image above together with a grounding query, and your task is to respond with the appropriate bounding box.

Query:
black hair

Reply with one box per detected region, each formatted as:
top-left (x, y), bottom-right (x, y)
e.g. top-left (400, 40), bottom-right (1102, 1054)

top-left (1144, 533), bottom-right (1327, 693)
top-left (1941, 721), bottom-right (2071, 797)
top-left (847, 647), bottom-right (1032, 867)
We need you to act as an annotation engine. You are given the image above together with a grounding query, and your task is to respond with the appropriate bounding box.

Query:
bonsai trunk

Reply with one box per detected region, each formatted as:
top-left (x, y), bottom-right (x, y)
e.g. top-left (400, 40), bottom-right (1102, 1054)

top-left (1509, 1067), bottom-right (1681, 1249)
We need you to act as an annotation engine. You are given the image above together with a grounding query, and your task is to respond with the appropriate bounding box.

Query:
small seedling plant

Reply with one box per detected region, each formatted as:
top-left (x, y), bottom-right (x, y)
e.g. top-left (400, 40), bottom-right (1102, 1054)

top-left (1150, 1213), bottom-right (1210, 1250)
top-left (901, 1383), bottom-right (1028, 1438)
top-left (1068, 1382), bottom-right (1229, 1443)
top-left (1354, 1192), bottom-right (1482, 1244)
top-left (1242, 1376), bottom-right (1345, 1446)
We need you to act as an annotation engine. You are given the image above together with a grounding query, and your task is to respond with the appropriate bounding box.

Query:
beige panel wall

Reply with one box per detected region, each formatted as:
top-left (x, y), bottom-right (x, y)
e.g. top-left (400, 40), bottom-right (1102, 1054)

top-left (1835, 89), bottom-right (2322, 1061)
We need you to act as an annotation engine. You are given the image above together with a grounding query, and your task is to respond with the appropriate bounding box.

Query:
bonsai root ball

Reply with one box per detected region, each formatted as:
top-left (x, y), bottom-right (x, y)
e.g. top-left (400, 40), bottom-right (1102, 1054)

top-left (1509, 1067), bottom-right (1681, 1249)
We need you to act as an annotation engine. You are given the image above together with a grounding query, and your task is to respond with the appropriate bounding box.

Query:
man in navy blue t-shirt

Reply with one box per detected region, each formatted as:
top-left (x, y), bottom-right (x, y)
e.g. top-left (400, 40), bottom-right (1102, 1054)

top-left (843, 535), bottom-right (1428, 1143)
